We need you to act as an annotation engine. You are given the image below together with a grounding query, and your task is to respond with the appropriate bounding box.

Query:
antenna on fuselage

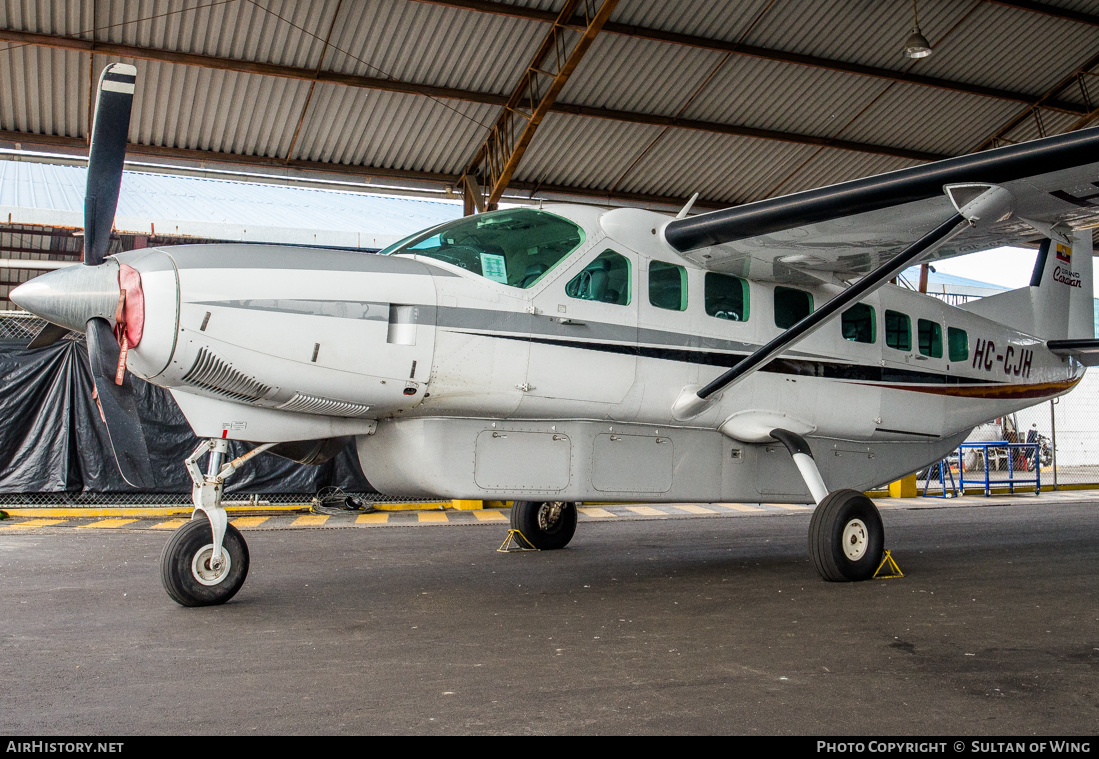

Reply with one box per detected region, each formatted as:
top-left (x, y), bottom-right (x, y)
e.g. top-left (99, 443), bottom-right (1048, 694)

top-left (676, 193), bottom-right (699, 219)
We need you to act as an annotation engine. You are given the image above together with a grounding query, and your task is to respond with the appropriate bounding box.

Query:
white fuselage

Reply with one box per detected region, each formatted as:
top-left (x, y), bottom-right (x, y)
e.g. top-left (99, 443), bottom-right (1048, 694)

top-left (113, 203), bottom-right (1083, 503)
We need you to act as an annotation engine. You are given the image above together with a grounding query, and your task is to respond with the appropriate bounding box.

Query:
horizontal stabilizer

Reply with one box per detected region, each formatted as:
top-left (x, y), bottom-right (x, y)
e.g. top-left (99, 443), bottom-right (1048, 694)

top-left (1047, 338), bottom-right (1099, 366)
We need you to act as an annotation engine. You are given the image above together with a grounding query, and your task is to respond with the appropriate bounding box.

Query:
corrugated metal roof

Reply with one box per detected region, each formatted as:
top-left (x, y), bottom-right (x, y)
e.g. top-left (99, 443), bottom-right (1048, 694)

top-left (2, 0), bottom-right (1099, 213)
top-left (0, 160), bottom-right (463, 247)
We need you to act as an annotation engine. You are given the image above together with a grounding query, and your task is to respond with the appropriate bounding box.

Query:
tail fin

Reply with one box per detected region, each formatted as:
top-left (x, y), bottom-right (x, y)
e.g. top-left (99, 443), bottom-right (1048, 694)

top-left (959, 229), bottom-right (1093, 340)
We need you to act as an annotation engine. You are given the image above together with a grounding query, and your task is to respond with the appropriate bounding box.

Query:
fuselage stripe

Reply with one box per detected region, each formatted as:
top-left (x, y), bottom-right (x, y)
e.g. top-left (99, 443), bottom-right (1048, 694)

top-left (473, 331), bottom-right (1016, 388)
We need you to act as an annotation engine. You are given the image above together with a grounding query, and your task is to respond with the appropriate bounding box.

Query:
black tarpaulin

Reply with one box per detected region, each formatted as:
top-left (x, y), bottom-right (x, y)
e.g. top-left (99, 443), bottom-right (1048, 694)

top-left (0, 339), bottom-right (374, 494)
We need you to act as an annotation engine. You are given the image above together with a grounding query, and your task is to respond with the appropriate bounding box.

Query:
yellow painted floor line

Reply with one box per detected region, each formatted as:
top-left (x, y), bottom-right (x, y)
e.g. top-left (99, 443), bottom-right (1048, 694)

top-left (1, 518), bottom-right (66, 529)
top-left (0, 505), bottom-right (307, 518)
top-left (579, 507), bottom-right (617, 518)
top-left (80, 519), bottom-right (138, 529)
top-left (672, 504), bottom-right (718, 515)
top-left (626, 506), bottom-right (666, 516)
top-left (231, 516), bottom-right (270, 529)
top-left (356, 512), bottom-right (389, 524)
top-left (374, 501), bottom-right (450, 511)
top-left (151, 519), bottom-right (187, 530)
top-left (719, 503), bottom-right (766, 512)
top-left (769, 503), bottom-right (813, 511)
top-left (472, 510), bottom-right (507, 522)
top-left (290, 515), bottom-right (329, 527)
top-left (418, 512), bottom-right (449, 523)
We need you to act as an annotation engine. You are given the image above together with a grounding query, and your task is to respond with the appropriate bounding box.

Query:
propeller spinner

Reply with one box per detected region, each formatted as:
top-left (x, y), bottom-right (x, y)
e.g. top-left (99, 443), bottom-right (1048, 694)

top-left (10, 63), bottom-right (153, 489)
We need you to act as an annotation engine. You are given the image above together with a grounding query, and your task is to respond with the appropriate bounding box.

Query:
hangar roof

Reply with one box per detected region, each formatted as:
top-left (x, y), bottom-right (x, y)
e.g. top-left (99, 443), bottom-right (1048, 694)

top-left (2, 1), bottom-right (1099, 211)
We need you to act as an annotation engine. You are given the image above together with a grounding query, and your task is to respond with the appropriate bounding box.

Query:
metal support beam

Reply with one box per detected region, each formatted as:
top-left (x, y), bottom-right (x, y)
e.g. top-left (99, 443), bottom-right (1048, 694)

top-left (974, 49), bottom-right (1099, 152)
top-left (413, 0), bottom-right (1087, 115)
top-left (0, 27), bottom-right (948, 163)
top-left (0, 128), bottom-right (734, 211)
top-left (465, 0), bottom-right (619, 209)
top-left (987, 0), bottom-right (1099, 27)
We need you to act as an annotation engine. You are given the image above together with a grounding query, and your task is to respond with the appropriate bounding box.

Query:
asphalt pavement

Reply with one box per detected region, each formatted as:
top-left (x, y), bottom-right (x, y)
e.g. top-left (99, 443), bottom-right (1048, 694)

top-left (0, 497), bottom-right (1096, 735)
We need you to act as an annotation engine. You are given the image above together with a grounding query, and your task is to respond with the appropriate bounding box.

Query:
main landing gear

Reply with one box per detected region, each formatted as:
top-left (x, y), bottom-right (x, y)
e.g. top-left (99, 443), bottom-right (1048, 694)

top-left (160, 438), bottom-right (274, 606)
top-left (771, 429), bottom-right (885, 582)
top-left (510, 500), bottom-right (578, 550)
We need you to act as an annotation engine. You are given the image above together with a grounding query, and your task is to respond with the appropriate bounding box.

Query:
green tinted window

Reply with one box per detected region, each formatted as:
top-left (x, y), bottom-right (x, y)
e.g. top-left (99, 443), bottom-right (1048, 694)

top-left (382, 208), bottom-right (584, 289)
top-left (565, 250), bottom-right (631, 306)
top-left (705, 273), bottom-right (748, 322)
top-left (774, 286), bottom-right (813, 329)
top-left (948, 327), bottom-right (969, 362)
top-left (841, 303), bottom-right (875, 343)
top-left (918, 319), bottom-right (943, 358)
top-left (649, 260), bottom-right (687, 311)
top-left (885, 310), bottom-right (911, 351)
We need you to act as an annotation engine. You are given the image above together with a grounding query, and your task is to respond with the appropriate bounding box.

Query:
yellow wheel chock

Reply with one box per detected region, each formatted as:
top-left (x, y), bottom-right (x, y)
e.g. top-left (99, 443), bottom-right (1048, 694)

top-left (497, 529), bottom-right (539, 553)
top-left (873, 549), bottom-right (904, 579)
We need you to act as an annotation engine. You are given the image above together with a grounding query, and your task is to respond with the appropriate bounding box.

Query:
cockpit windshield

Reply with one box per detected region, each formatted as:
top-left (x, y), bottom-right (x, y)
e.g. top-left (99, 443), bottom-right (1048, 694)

top-left (380, 208), bottom-right (586, 289)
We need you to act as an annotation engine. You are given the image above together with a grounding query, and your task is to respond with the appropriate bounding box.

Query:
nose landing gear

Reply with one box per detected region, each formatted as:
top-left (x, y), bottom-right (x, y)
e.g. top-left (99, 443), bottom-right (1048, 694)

top-left (160, 438), bottom-right (275, 606)
top-left (160, 513), bottom-right (250, 606)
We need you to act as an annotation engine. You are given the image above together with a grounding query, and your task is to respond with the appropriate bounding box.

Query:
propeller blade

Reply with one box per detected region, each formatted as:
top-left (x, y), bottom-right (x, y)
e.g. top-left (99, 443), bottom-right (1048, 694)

top-left (86, 317), bottom-right (153, 489)
top-left (84, 63), bottom-right (136, 267)
top-left (27, 322), bottom-right (71, 349)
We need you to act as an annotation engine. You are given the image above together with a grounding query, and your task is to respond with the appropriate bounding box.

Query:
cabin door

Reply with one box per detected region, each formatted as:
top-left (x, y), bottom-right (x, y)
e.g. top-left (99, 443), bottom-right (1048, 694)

top-left (526, 246), bottom-right (638, 403)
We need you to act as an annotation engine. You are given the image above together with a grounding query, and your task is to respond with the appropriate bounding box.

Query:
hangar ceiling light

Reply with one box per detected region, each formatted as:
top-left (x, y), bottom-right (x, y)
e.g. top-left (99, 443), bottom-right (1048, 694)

top-left (903, 0), bottom-right (933, 59)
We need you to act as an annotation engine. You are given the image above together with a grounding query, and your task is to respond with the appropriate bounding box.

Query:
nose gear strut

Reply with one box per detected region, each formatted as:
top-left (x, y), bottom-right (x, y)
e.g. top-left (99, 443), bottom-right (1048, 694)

top-left (182, 438), bottom-right (276, 582)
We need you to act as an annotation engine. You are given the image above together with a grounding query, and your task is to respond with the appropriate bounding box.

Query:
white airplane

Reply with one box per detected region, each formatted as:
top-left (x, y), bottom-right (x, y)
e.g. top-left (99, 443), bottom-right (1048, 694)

top-left (12, 65), bottom-right (1099, 606)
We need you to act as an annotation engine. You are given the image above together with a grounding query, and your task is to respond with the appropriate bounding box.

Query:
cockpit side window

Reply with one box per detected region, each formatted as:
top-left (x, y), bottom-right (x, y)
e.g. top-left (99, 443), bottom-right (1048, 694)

top-left (565, 250), bottom-right (631, 306)
top-left (380, 209), bottom-right (585, 288)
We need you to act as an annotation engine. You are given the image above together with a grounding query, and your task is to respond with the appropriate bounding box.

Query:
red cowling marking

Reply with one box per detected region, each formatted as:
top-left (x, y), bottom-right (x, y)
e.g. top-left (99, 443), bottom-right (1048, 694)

top-left (116, 264), bottom-right (144, 347)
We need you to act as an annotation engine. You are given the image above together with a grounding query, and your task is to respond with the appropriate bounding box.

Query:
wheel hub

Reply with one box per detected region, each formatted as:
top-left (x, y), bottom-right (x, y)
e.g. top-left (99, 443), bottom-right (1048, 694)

top-left (191, 543), bottom-right (232, 586)
top-left (842, 519), bottom-right (869, 561)
top-left (538, 502), bottom-right (565, 532)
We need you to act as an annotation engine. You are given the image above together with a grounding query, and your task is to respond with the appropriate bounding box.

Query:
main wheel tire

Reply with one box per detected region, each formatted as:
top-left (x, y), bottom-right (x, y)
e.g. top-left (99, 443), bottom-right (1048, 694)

top-left (808, 489), bottom-right (884, 582)
top-left (510, 501), bottom-right (577, 550)
top-left (161, 514), bottom-right (250, 606)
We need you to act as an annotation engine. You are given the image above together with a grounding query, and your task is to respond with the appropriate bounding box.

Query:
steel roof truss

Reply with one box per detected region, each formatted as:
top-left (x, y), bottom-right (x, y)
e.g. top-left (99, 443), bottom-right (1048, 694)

top-left (465, 0), bottom-right (619, 210)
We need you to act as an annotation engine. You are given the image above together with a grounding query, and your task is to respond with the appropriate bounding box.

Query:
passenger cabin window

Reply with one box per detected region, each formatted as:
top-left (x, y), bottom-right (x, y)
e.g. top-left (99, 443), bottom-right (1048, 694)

top-left (649, 261), bottom-right (687, 311)
top-left (918, 319), bottom-right (943, 358)
top-left (705, 273), bottom-right (749, 322)
top-left (565, 249), bottom-right (631, 306)
top-left (380, 208), bottom-right (585, 289)
top-left (885, 310), bottom-right (911, 351)
top-left (841, 303), bottom-right (875, 343)
top-left (774, 286), bottom-right (813, 329)
top-left (948, 327), bottom-right (969, 362)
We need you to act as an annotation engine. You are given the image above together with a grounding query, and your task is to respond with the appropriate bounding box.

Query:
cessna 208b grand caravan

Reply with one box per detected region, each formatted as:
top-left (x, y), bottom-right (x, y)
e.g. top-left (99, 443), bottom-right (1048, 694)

top-left (12, 64), bottom-right (1099, 605)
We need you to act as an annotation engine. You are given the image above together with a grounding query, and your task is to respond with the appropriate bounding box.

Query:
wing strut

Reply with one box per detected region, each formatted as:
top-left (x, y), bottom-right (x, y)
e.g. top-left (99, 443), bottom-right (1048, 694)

top-left (671, 183), bottom-right (1014, 421)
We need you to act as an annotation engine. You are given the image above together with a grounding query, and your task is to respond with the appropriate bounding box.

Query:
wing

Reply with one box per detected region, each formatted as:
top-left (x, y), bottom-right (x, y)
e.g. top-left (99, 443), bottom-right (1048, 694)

top-left (664, 128), bottom-right (1099, 283)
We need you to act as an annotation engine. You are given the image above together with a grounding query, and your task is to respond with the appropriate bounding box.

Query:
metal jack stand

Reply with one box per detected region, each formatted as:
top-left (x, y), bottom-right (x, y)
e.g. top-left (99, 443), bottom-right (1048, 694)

top-left (922, 458), bottom-right (957, 498)
top-left (873, 550), bottom-right (904, 579)
top-left (497, 529), bottom-right (539, 552)
top-left (185, 438), bottom-right (277, 569)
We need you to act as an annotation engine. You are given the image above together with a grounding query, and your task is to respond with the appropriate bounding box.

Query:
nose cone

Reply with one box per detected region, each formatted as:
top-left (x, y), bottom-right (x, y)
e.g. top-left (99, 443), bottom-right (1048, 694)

top-left (10, 260), bottom-right (121, 333)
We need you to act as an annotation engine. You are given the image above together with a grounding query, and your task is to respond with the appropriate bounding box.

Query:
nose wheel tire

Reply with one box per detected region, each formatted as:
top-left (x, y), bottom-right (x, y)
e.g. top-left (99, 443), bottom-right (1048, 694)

top-left (510, 500), bottom-right (577, 550)
top-left (808, 489), bottom-right (884, 582)
top-left (161, 514), bottom-right (249, 606)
